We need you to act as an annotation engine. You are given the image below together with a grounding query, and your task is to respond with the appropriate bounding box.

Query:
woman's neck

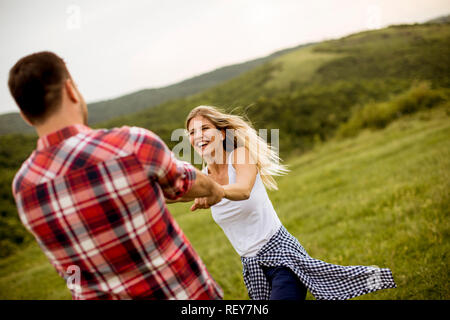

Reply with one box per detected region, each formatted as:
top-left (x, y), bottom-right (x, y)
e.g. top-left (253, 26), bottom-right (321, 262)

top-left (205, 150), bottom-right (229, 175)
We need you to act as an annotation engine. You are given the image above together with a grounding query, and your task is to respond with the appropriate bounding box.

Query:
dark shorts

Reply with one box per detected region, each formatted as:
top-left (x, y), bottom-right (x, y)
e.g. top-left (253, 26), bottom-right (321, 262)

top-left (262, 266), bottom-right (308, 300)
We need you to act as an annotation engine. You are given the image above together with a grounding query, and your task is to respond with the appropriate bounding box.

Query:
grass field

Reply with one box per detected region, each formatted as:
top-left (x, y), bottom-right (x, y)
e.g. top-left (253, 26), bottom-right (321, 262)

top-left (264, 45), bottom-right (343, 89)
top-left (0, 105), bottom-right (448, 300)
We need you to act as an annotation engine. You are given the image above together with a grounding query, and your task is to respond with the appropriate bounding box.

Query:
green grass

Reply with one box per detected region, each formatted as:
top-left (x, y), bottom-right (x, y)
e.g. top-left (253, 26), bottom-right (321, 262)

top-left (0, 105), bottom-right (448, 300)
top-left (264, 46), bottom-right (342, 89)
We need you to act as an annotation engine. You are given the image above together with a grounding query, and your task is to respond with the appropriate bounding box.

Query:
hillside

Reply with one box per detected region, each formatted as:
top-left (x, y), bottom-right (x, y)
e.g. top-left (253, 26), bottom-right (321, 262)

top-left (0, 102), bottom-right (448, 299)
top-left (0, 44), bottom-right (309, 135)
top-left (97, 22), bottom-right (450, 158)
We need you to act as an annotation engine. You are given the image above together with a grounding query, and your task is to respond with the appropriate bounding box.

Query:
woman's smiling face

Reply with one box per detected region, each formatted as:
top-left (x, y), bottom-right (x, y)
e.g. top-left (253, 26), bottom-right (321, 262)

top-left (188, 115), bottom-right (224, 159)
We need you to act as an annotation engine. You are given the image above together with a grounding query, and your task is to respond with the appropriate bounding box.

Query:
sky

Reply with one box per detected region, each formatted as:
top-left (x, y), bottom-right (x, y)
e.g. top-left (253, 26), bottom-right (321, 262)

top-left (1, 0), bottom-right (449, 115)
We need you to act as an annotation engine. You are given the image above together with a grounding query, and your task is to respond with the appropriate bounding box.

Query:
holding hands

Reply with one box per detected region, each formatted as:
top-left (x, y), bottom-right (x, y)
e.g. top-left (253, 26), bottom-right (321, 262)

top-left (190, 197), bottom-right (209, 211)
top-left (190, 183), bottom-right (225, 211)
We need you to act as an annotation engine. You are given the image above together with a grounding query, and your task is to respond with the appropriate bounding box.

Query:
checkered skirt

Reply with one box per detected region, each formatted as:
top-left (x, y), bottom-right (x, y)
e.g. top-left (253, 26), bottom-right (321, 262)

top-left (241, 226), bottom-right (396, 300)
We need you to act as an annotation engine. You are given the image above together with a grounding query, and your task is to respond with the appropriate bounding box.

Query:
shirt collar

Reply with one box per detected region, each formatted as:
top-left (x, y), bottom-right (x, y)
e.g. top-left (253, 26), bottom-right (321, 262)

top-left (37, 124), bottom-right (92, 151)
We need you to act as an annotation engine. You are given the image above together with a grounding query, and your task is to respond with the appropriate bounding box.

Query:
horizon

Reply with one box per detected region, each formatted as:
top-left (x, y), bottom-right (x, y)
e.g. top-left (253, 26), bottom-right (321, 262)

top-left (1, 0), bottom-right (449, 115)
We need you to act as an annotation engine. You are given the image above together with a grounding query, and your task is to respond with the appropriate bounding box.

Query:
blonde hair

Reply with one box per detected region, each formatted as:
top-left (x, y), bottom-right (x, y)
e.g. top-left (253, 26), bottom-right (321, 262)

top-left (185, 105), bottom-right (289, 190)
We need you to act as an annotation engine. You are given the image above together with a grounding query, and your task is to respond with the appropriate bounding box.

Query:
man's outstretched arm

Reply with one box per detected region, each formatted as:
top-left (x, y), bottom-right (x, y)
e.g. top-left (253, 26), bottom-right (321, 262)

top-left (165, 168), bottom-right (224, 205)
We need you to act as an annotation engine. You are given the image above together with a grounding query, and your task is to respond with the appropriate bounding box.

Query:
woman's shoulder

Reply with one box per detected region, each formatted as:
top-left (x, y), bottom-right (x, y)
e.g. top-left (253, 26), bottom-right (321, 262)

top-left (230, 147), bottom-right (257, 169)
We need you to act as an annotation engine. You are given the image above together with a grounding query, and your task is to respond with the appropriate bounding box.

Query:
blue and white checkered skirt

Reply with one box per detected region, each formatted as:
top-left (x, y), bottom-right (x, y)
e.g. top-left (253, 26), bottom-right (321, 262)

top-left (241, 226), bottom-right (396, 300)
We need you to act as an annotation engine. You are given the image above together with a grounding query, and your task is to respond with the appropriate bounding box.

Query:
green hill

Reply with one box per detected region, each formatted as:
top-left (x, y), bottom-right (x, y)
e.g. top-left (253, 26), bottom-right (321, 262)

top-left (0, 44), bottom-right (309, 135)
top-left (0, 102), bottom-right (448, 299)
top-left (97, 22), bottom-right (450, 157)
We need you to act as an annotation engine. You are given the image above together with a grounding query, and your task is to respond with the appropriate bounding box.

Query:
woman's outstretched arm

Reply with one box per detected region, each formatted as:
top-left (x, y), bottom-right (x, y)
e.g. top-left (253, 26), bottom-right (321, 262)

top-left (223, 147), bottom-right (257, 201)
top-left (190, 147), bottom-right (258, 211)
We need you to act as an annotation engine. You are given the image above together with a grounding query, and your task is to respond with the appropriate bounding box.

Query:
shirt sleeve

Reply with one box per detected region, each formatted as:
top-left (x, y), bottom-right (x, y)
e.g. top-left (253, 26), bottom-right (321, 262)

top-left (130, 127), bottom-right (197, 200)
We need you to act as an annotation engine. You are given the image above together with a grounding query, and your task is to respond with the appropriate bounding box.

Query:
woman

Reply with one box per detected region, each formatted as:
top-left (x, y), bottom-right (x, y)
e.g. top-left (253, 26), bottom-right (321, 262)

top-left (185, 105), bottom-right (396, 300)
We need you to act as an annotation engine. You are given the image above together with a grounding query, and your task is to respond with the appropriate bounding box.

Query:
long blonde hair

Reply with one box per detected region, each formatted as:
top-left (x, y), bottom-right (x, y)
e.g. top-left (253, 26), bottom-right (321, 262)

top-left (185, 105), bottom-right (289, 190)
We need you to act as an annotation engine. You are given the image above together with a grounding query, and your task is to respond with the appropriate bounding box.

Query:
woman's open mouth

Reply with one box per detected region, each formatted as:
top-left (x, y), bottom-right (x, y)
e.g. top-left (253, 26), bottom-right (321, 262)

top-left (196, 140), bottom-right (210, 151)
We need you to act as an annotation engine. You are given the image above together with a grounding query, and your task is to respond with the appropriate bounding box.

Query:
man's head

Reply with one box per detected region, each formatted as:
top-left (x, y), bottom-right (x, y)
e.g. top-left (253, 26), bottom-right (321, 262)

top-left (8, 51), bottom-right (87, 127)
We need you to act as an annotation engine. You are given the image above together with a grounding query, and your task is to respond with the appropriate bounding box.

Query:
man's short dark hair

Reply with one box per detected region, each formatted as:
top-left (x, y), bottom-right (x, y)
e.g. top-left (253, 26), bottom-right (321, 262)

top-left (8, 51), bottom-right (70, 124)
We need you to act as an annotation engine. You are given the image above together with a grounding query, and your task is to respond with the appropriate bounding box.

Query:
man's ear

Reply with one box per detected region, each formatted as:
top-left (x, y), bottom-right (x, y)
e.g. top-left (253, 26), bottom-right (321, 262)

top-left (19, 110), bottom-right (33, 127)
top-left (64, 79), bottom-right (80, 103)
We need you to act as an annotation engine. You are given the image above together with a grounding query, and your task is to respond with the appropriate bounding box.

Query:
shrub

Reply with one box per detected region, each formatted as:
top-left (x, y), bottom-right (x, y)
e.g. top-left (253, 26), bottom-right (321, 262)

top-left (337, 82), bottom-right (448, 137)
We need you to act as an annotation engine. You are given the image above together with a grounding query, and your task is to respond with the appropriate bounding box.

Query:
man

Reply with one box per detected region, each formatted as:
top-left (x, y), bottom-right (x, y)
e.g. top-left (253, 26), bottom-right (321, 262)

top-left (8, 51), bottom-right (224, 299)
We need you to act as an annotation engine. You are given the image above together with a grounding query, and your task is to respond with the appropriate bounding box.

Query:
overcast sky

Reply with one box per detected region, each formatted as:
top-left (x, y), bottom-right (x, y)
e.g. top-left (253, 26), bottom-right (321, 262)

top-left (1, 0), bottom-right (449, 115)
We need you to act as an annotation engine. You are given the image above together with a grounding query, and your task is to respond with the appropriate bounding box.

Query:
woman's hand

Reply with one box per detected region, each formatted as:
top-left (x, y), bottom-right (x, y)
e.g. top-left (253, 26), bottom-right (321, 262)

top-left (190, 181), bottom-right (225, 211)
top-left (190, 197), bottom-right (210, 211)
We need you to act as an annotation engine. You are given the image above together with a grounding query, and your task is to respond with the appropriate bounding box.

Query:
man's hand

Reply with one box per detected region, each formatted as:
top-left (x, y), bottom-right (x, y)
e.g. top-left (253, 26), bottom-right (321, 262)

top-left (190, 182), bottom-right (225, 211)
top-left (190, 197), bottom-right (209, 211)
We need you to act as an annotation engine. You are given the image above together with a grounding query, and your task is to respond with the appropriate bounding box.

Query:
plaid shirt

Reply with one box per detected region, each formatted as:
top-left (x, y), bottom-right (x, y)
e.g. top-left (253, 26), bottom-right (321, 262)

top-left (12, 124), bottom-right (223, 300)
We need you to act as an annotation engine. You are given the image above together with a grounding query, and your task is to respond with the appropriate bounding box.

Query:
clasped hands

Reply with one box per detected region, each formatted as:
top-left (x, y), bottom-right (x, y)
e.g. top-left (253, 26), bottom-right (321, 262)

top-left (190, 184), bottom-right (225, 211)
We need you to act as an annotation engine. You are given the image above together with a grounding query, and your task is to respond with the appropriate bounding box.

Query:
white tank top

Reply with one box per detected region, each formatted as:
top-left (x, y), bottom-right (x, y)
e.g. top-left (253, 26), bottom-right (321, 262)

top-left (202, 150), bottom-right (282, 257)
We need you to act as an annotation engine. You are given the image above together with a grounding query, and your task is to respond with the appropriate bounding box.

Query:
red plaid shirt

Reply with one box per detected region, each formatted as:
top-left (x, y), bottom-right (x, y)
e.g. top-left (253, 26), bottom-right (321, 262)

top-left (12, 124), bottom-right (223, 300)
